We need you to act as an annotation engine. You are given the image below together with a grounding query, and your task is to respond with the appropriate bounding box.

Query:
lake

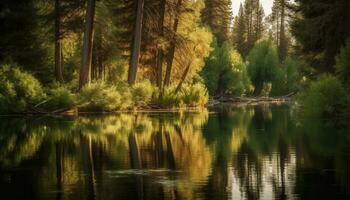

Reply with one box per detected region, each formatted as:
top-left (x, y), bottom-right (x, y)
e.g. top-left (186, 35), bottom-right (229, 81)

top-left (0, 105), bottom-right (350, 200)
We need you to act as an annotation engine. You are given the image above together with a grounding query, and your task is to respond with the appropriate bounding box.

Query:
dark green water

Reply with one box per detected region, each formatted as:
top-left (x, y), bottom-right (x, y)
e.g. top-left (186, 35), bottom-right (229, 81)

top-left (0, 105), bottom-right (350, 200)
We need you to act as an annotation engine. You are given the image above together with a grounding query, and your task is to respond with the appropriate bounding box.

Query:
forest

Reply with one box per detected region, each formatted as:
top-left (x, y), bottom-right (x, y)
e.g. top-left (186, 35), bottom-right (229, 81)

top-left (0, 0), bottom-right (349, 117)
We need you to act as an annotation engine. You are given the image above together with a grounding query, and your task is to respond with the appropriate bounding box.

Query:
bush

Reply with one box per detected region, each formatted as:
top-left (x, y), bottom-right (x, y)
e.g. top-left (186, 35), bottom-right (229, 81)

top-left (271, 57), bottom-right (300, 96)
top-left (114, 81), bottom-right (133, 109)
top-left (270, 67), bottom-right (285, 96)
top-left (132, 81), bottom-right (155, 106)
top-left (201, 41), bottom-right (251, 96)
top-left (284, 57), bottom-right (300, 93)
top-left (336, 39), bottom-right (350, 86)
top-left (301, 74), bottom-right (347, 117)
top-left (154, 86), bottom-right (183, 108)
top-left (247, 40), bottom-right (279, 96)
top-left (153, 83), bottom-right (209, 108)
top-left (78, 82), bottom-right (122, 112)
top-left (43, 85), bottom-right (77, 111)
top-left (180, 83), bottom-right (209, 107)
top-left (0, 64), bottom-right (45, 113)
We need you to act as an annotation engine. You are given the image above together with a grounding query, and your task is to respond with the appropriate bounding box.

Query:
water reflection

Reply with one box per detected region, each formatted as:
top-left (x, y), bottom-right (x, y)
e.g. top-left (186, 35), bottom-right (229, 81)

top-left (0, 106), bottom-right (349, 200)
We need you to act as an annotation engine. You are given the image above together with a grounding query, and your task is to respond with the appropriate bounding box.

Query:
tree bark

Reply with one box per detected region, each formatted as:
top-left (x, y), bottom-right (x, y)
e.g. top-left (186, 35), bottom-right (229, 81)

top-left (79, 0), bottom-right (96, 90)
top-left (128, 0), bottom-right (144, 85)
top-left (54, 0), bottom-right (64, 84)
top-left (278, 0), bottom-right (287, 61)
top-left (155, 0), bottom-right (166, 91)
top-left (175, 60), bottom-right (191, 93)
top-left (164, 0), bottom-right (182, 87)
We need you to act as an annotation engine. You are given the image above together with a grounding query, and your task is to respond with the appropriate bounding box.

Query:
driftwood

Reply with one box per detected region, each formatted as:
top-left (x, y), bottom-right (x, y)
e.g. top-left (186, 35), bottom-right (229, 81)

top-left (207, 93), bottom-right (294, 107)
top-left (27, 107), bottom-right (78, 115)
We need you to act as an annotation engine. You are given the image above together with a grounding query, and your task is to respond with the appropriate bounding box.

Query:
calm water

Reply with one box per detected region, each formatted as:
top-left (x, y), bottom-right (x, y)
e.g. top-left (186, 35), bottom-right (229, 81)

top-left (0, 105), bottom-right (350, 200)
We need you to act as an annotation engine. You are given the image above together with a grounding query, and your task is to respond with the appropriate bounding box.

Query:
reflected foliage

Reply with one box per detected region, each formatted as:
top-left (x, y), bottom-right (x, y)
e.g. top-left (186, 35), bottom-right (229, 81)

top-left (0, 106), bottom-right (350, 199)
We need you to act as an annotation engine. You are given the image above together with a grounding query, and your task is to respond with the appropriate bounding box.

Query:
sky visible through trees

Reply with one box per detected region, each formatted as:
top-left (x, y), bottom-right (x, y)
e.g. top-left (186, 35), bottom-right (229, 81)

top-left (232, 0), bottom-right (273, 16)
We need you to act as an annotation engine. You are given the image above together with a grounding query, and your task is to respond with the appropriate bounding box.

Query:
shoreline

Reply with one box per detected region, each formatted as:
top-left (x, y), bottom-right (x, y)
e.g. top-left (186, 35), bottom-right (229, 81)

top-left (0, 97), bottom-right (293, 117)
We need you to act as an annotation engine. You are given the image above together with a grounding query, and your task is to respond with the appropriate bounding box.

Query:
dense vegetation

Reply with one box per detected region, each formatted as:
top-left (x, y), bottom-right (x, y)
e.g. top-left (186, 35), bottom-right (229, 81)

top-left (0, 0), bottom-right (349, 117)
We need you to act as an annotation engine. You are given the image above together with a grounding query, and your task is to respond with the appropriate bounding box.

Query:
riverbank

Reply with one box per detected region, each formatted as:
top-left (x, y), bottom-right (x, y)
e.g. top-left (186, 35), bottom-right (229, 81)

top-left (207, 95), bottom-right (293, 107)
top-left (12, 96), bottom-right (292, 116)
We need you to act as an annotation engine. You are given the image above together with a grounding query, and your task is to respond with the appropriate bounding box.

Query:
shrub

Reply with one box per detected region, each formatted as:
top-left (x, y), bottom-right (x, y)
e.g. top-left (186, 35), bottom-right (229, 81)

top-left (247, 40), bottom-right (279, 96)
top-left (78, 82), bottom-right (121, 112)
top-left (132, 80), bottom-right (155, 106)
top-left (271, 57), bottom-right (300, 96)
top-left (0, 64), bottom-right (45, 113)
top-left (301, 74), bottom-right (347, 117)
top-left (270, 67), bottom-right (285, 96)
top-left (180, 83), bottom-right (209, 107)
top-left (284, 57), bottom-right (300, 93)
top-left (43, 85), bottom-right (77, 111)
top-left (154, 86), bottom-right (183, 108)
top-left (201, 41), bottom-right (251, 96)
top-left (114, 81), bottom-right (133, 109)
top-left (335, 39), bottom-right (350, 86)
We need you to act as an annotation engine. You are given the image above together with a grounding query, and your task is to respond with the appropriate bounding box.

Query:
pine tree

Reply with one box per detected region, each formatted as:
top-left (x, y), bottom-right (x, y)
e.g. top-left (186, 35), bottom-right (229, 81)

top-left (269, 0), bottom-right (289, 61)
top-left (232, 0), bottom-right (265, 58)
top-left (79, 0), bottom-right (96, 89)
top-left (54, 0), bottom-right (64, 83)
top-left (202, 0), bottom-right (232, 44)
top-left (233, 4), bottom-right (246, 57)
top-left (292, 0), bottom-right (350, 71)
top-left (128, 0), bottom-right (144, 85)
top-left (244, 0), bottom-right (265, 54)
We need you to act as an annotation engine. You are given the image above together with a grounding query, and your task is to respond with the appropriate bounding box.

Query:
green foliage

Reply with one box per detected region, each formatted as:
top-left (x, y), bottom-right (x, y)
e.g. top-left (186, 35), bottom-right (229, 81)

top-left (78, 82), bottom-right (122, 112)
top-left (202, 0), bottom-right (232, 44)
top-left (284, 57), bottom-right (300, 93)
top-left (43, 85), bottom-right (77, 111)
top-left (114, 81), bottom-right (133, 109)
top-left (0, 0), bottom-right (52, 83)
top-left (270, 57), bottom-right (300, 96)
top-left (155, 86), bottom-right (183, 108)
top-left (336, 39), bottom-right (350, 86)
top-left (201, 41), bottom-right (251, 96)
top-left (301, 75), bottom-right (347, 117)
top-left (0, 64), bottom-right (45, 113)
top-left (270, 67), bottom-right (285, 96)
top-left (247, 40), bottom-right (279, 95)
top-left (132, 81), bottom-right (155, 106)
top-left (152, 83), bottom-right (209, 109)
top-left (292, 0), bottom-right (350, 70)
top-left (180, 83), bottom-right (209, 107)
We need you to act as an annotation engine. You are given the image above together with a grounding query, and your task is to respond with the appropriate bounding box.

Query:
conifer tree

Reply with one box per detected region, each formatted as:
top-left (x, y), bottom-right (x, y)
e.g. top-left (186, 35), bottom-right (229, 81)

top-left (202, 0), bottom-right (232, 44)
top-left (233, 4), bottom-right (246, 57)
top-left (233, 0), bottom-right (265, 58)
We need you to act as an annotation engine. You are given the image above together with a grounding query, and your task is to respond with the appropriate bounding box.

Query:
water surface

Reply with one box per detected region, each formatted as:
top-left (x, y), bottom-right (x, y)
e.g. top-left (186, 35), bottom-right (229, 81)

top-left (0, 105), bottom-right (350, 200)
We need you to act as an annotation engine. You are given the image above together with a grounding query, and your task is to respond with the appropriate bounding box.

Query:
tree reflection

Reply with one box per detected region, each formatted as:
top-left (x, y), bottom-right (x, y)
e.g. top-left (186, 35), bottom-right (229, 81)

top-left (0, 107), bottom-right (350, 200)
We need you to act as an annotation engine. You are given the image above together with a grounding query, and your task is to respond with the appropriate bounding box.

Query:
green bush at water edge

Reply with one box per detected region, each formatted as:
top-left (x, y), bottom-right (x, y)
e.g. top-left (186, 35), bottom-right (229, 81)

top-left (0, 64), bottom-right (45, 113)
top-left (300, 74), bottom-right (348, 117)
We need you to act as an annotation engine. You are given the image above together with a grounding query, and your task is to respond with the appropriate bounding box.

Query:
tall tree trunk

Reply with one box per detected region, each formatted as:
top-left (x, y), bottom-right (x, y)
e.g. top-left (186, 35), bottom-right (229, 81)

top-left (164, 0), bottom-right (182, 87)
top-left (175, 45), bottom-right (197, 93)
top-left (54, 0), bottom-right (64, 84)
top-left (156, 0), bottom-right (166, 91)
top-left (128, 0), bottom-right (144, 85)
top-left (278, 0), bottom-right (287, 61)
top-left (79, 0), bottom-right (96, 90)
top-left (175, 60), bottom-right (191, 93)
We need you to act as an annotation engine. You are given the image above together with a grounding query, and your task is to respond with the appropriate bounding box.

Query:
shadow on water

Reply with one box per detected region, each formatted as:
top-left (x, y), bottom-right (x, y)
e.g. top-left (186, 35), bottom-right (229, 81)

top-left (0, 106), bottom-right (349, 200)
